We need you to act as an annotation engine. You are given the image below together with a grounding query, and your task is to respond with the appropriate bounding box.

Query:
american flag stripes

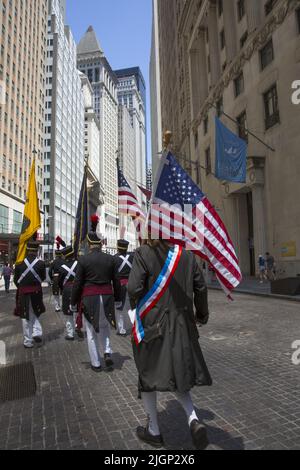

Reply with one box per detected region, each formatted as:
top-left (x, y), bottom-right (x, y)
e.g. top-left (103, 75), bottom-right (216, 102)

top-left (149, 152), bottom-right (242, 296)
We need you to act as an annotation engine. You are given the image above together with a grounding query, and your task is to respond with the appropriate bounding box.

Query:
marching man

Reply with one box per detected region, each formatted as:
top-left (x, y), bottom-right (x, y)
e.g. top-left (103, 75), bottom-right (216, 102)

top-left (70, 216), bottom-right (122, 372)
top-left (14, 241), bottom-right (46, 348)
top-left (58, 245), bottom-right (81, 341)
top-left (114, 239), bottom-right (134, 336)
top-left (49, 237), bottom-right (65, 312)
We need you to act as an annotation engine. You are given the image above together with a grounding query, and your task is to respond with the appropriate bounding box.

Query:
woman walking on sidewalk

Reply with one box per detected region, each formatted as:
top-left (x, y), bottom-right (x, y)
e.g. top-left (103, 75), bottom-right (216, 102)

top-left (128, 240), bottom-right (212, 450)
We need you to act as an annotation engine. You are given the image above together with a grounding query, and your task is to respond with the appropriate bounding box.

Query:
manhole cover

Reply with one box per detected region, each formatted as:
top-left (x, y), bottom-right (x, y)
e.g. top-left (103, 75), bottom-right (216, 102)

top-left (0, 362), bottom-right (36, 402)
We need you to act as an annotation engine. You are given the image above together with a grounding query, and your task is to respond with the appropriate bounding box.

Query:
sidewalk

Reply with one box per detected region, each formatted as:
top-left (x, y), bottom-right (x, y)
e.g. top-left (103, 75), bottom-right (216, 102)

top-left (207, 276), bottom-right (300, 302)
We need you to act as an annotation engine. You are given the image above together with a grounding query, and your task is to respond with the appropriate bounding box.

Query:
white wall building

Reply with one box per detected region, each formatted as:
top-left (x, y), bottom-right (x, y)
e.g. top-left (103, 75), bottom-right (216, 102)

top-left (43, 0), bottom-right (85, 247)
top-left (77, 26), bottom-right (119, 250)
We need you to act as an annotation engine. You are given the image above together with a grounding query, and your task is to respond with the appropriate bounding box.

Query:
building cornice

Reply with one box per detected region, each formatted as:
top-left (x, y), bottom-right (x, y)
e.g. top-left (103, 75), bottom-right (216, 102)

top-left (191, 0), bottom-right (299, 131)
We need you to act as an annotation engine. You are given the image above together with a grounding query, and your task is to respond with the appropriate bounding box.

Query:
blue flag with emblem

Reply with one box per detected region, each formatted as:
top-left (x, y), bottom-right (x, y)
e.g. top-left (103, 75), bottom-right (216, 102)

top-left (215, 117), bottom-right (247, 183)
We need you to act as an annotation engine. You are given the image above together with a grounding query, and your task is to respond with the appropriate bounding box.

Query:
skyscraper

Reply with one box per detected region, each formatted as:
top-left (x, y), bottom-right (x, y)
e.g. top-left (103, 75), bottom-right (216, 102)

top-left (114, 67), bottom-right (147, 211)
top-left (0, 0), bottom-right (47, 262)
top-left (77, 26), bottom-right (119, 249)
top-left (43, 0), bottom-right (85, 248)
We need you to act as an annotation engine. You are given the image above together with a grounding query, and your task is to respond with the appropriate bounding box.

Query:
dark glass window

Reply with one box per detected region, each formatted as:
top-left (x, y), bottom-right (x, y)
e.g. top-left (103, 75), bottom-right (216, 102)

top-left (218, 0), bottom-right (223, 17)
top-left (216, 97), bottom-right (223, 117)
top-left (234, 72), bottom-right (244, 97)
top-left (205, 147), bottom-right (211, 175)
top-left (260, 39), bottom-right (274, 70)
top-left (237, 0), bottom-right (245, 21)
top-left (240, 31), bottom-right (248, 49)
top-left (220, 30), bottom-right (225, 50)
top-left (263, 84), bottom-right (280, 129)
top-left (297, 8), bottom-right (300, 34)
top-left (237, 111), bottom-right (248, 142)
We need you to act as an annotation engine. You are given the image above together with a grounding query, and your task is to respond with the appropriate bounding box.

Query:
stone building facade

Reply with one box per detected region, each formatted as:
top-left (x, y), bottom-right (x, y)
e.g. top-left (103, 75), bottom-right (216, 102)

top-left (153, 0), bottom-right (300, 276)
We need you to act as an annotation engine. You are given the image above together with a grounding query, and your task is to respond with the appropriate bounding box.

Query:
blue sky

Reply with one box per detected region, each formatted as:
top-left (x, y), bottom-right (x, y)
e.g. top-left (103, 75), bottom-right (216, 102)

top-left (66, 0), bottom-right (153, 164)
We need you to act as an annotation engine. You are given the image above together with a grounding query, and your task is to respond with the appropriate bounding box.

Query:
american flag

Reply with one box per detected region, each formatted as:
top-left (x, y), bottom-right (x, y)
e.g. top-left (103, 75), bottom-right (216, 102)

top-left (149, 152), bottom-right (242, 296)
top-left (117, 163), bottom-right (146, 243)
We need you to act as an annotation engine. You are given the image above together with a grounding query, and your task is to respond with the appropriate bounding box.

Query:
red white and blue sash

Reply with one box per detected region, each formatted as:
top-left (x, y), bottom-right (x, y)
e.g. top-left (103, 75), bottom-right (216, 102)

top-left (133, 245), bottom-right (183, 346)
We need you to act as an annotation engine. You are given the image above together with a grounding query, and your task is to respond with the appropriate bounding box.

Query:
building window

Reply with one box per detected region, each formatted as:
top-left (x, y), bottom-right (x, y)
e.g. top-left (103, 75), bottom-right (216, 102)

top-left (12, 210), bottom-right (22, 234)
top-left (216, 97), bottom-right (223, 117)
top-left (0, 204), bottom-right (9, 233)
top-left (218, 0), bottom-right (223, 17)
top-left (260, 39), bottom-right (274, 70)
top-left (297, 8), bottom-right (300, 34)
top-left (237, 111), bottom-right (248, 142)
top-left (263, 84), bottom-right (280, 129)
top-left (265, 0), bottom-right (278, 16)
top-left (240, 31), bottom-right (248, 49)
top-left (220, 30), bottom-right (225, 50)
top-left (205, 147), bottom-right (211, 175)
top-left (237, 0), bottom-right (245, 21)
top-left (234, 72), bottom-right (245, 97)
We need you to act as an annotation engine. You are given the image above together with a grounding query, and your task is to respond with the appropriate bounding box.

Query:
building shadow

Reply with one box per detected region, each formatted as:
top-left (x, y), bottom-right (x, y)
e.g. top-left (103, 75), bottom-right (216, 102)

top-left (158, 400), bottom-right (245, 451)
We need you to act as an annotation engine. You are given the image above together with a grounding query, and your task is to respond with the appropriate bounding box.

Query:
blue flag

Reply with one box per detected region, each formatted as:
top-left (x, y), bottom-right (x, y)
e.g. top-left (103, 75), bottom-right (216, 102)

top-left (73, 167), bottom-right (88, 257)
top-left (215, 117), bottom-right (247, 183)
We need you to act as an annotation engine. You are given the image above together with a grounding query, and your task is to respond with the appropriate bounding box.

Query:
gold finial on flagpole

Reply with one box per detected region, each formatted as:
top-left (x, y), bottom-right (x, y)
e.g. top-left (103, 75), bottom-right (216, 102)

top-left (163, 130), bottom-right (172, 150)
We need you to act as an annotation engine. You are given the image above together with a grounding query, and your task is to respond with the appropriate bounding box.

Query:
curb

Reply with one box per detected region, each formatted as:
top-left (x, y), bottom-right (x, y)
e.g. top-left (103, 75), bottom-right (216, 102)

top-left (208, 286), bottom-right (300, 303)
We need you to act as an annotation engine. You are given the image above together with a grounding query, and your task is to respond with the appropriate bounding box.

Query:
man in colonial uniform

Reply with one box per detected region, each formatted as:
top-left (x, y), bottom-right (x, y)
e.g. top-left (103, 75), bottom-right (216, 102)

top-left (58, 245), bottom-right (80, 341)
top-left (14, 241), bottom-right (46, 348)
top-left (114, 239), bottom-right (134, 336)
top-left (49, 247), bottom-right (64, 312)
top-left (70, 231), bottom-right (121, 372)
top-left (128, 240), bottom-right (212, 450)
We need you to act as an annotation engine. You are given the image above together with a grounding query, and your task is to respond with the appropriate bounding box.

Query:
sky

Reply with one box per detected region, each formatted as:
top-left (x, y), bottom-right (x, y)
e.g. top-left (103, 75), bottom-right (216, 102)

top-left (66, 0), bottom-right (153, 164)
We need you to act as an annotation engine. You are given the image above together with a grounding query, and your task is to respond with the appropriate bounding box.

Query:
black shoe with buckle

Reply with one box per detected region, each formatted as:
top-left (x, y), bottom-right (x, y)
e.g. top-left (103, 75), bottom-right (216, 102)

top-left (104, 353), bottom-right (114, 368)
top-left (190, 420), bottom-right (209, 450)
top-left (65, 336), bottom-right (75, 341)
top-left (33, 337), bottom-right (42, 344)
top-left (136, 425), bottom-right (164, 448)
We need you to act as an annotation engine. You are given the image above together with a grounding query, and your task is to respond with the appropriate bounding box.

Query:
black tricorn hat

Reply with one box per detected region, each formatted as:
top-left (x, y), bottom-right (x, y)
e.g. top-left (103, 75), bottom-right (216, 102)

top-left (27, 241), bottom-right (40, 252)
top-left (117, 239), bottom-right (129, 251)
top-left (60, 245), bottom-right (75, 259)
top-left (87, 231), bottom-right (104, 245)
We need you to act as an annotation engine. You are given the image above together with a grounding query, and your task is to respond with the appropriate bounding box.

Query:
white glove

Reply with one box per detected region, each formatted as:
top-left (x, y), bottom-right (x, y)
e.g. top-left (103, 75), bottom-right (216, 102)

top-left (69, 305), bottom-right (78, 313)
top-left (115, 302), bottom-right (122, 310)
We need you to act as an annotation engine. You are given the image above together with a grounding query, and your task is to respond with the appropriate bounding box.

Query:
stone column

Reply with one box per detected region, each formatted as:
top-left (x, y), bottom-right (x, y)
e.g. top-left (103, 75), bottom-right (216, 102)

top-left (223, 0), bottom-right (238, 62)
top-left (252, 185), bottom-right (267, 271)
top-left (189, 29), bottom-right (208, 119)
top-left (207, 4), bottom-right (221, 86)
top-left (246, 0), bottom-right (261, 34)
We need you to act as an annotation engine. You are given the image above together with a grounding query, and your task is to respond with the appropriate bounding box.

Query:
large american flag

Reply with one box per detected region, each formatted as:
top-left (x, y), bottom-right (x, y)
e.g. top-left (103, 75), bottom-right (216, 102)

top-left (149, 152), bottom-right (242, 296)
top-left (117, 164), bottom-right (146, 243)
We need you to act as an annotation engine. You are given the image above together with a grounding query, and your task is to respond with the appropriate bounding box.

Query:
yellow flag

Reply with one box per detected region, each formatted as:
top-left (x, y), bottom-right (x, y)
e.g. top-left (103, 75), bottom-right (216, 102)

top-left (16, 160), bottom-right (41, 264)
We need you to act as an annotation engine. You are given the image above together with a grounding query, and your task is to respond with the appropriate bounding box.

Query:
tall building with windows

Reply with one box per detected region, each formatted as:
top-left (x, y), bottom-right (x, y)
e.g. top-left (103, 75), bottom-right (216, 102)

top-left (153, 0), bottom-right (300, 277)
top-left (0, 0), bottom-right (47, 262)
top-left (43, 0), bottom-right (85, 248)
top-left (115, 67), bottom-right (147, 212)
top-left (77, 26), bottom-right (119, 249)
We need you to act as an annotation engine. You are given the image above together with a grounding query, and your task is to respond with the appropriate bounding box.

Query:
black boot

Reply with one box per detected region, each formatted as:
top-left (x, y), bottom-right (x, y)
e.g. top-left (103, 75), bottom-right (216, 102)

top-left (190, 420), bottom-right (209, 450)
top-left (104, 353), bottom-right (114, 368)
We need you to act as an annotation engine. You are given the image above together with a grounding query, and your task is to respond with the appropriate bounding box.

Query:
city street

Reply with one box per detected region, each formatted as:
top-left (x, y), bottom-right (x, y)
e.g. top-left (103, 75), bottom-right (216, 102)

top-left (0, 288), bottom-right (299, 451)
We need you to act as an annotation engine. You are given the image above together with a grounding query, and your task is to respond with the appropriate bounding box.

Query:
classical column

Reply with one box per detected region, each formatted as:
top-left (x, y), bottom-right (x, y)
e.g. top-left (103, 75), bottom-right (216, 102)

top-left (207, 4), bottom-right (221, 85)
top-left (189, 28), bottom-right (208, 119)
top-left (223, 0), bottom-right (238, 62)
top-left (246, 0), bottom-right (261, 34)
top-left (252, 185), bottom-right (267, 269)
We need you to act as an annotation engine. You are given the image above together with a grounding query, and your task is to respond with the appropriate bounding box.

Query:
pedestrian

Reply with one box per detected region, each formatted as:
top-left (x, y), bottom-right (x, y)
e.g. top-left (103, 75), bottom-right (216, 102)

top-left (128, 239), bottom-right (212, 450)
top-left (265, 252), bottom-right (275, 281)
top-left (114, 239), bottom-right (135, 336)
top-left (258, 255), bottom-right (266, 283)
top-left (49, 247), bottom-right (64, 312)
top-left (14, 241), bottom-right (46, 348)
top-left (1, 262), bottom-right (13, 293)
top-left (58, 245), bottom-right (82, 341)
top-left (70, 221), bottom-right (122, 372)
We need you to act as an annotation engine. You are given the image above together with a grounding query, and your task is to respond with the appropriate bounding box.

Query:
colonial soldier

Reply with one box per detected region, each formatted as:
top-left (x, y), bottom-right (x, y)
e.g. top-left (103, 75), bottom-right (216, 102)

top-left (70, 231), bottom-right (121, 372)
top-left (128, 240), bottom-right (212, 449)
top-left (58, 245), bottom-right (81, 341)
top-left (114, 239), bottom-right (134, 336)
top-left (14, 241), bottom-right (46, 348)
top-left (49, 248), bottom-right (64, 312)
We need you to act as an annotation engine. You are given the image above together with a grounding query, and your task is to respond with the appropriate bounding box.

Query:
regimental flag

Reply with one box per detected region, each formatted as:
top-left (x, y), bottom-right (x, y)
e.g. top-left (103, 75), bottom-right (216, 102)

top-left (215, 117), bottom-right (247, 183)
top-left (73, 167), bottom-right (89, 257)
top-left (117, 162), bottom-right (146, 244)
top-left (16, 160), bottom-right (41, 264)
top-left (148, 152), bottom-right (242, 297)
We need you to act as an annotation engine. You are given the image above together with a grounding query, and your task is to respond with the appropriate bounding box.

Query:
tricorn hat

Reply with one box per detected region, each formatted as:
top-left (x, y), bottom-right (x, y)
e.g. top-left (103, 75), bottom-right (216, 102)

top-left (60, 245), bottom-right (75, 259)
top-left (87, 232), bottom-right (104, 245)
top-left (117, 239), bottom-right (129, 251)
